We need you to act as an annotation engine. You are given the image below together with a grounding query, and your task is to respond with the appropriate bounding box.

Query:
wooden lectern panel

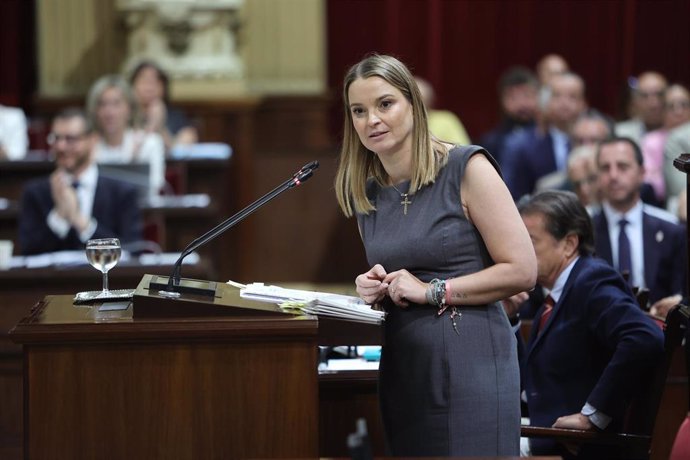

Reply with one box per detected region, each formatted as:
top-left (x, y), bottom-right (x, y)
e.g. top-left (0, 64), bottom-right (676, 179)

top-left (12, 296), bottom-right (319, 459)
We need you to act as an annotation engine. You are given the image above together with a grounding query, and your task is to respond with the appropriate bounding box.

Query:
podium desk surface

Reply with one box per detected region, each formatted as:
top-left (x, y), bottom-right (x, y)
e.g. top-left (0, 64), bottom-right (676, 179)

top-left (0, 259), bottom-right (215, 345)
top-left (9, 293), bottom-right (318, 345)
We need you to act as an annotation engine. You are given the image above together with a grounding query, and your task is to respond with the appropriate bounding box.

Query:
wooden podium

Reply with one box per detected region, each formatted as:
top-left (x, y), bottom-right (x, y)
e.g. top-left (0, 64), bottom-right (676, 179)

top-left (9, 277), bottom-right (321, 459)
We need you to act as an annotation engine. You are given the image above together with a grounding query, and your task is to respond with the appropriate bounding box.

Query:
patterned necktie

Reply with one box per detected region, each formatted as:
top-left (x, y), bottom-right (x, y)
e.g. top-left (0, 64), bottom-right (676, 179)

top-left (538, 295), bottom-right (555, 333)
top-left (618, 218), bottom-right (632, 284)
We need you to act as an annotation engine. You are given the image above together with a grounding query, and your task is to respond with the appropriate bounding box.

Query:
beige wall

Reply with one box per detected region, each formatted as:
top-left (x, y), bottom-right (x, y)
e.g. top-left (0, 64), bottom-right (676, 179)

top-left (37, 0), bottom-right (326, 98)
top-left (243, 0), bottom-right (325, 94)
top-left (38, 0), bottom-right (127, 97)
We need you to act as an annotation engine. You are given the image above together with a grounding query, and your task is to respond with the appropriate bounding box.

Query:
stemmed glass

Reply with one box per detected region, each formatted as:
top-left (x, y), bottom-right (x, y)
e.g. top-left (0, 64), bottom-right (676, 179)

top-left (86, 238), bottom-right (121, 296)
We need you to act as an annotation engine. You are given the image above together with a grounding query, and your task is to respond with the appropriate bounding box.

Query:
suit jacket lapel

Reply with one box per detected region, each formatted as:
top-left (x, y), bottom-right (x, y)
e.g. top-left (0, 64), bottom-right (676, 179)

top-left (594, 213), bottom-right (613, 263)
top-left (92, 177), bottom-right (107, 222)
top-left (642, 212), bottom-right (660, 290)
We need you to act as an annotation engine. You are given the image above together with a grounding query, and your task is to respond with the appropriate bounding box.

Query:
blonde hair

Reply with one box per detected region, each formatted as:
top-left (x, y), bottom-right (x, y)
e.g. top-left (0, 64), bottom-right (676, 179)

top-left (334, 54), bottom-right (448, 217)
top-left (86, 74), bottom-right (141, 135)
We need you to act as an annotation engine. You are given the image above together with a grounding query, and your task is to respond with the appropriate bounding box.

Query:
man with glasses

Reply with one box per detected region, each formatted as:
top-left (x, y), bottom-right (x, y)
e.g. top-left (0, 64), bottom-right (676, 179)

top-left (18, 108), bottom-right (142, 255)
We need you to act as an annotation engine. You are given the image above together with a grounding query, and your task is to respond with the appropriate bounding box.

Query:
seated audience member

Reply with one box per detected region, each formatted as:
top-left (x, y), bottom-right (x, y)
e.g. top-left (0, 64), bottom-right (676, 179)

top-left (414, 76), bottom-right (470, 145)
top-left (502, 72), bottom-right (587, 200)
top-left (570, 109), bottom-right (613, 149)
top-left (535, 54), bottom-right (569, 111)
top-left (534, 109), bottom-right (612, 194)
top-left (664, 119), bottom-right (690, 204)
top-left (19, 108), bottom-right (143, 255)
top-left (573, 104), bottom-right (663, 207)
top-left (479, 66), bottom-right (539, 166)
top-left (510, 190), bottom-right (664, 459)
top-left (641, 83), bottom-right (690, 203)
top-left (0, 104), bottom-right (28, 160)
top-left (536, 54), bottom-right (569, 88)
top-left (616, 71), bottom-right (668, 145)
top-left (593, 137), bottom-right (686, 313)
top-left (567, 145), bottom-right (599, 214)
top-left (87, 74), bottom-right (166, 197)
top-left (129, 60), bottom-right (198, 152)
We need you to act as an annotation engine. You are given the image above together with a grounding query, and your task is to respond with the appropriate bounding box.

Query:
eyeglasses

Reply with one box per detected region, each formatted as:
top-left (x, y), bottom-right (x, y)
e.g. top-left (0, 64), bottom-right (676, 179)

top-left (636, 90), bottom-right (664, 100)
top-left (666, 101), bottom-right (690, 110)
top-left (46, 132), bottom-right (87, 146)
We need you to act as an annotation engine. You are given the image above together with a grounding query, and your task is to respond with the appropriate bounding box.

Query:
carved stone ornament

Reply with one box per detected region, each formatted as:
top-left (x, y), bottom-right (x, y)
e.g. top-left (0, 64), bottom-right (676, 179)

top-left (117, 0), bottom-right (244, 80)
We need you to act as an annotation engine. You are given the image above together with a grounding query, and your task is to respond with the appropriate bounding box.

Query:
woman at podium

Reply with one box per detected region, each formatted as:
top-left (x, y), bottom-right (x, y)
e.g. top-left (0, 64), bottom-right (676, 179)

top-left (334, 54), bottom-right (537, 457)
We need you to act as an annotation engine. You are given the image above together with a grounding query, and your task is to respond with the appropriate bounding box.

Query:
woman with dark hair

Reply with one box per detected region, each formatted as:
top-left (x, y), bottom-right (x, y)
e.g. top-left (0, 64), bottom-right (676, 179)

top-left (334, 54), bottom-right (537, 456)
top-left (130, 60), bottom-right (198, 151)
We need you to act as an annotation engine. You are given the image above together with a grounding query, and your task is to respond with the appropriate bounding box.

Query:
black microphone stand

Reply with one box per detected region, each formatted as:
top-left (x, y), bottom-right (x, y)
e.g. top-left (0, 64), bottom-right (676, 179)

top-left (156, 161), bottom-right (319, 298)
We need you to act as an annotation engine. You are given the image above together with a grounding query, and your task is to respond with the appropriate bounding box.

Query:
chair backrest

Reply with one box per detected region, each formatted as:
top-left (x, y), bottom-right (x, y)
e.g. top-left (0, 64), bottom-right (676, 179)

top-left (624, 304), bottom-right (689, 435)
top-left (669, 319), bottom-right (690, 460)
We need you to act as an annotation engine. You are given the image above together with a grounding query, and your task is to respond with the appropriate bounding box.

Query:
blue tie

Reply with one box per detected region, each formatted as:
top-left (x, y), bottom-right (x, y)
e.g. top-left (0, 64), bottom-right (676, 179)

top-left (618, 219), bottom-right (632, 284)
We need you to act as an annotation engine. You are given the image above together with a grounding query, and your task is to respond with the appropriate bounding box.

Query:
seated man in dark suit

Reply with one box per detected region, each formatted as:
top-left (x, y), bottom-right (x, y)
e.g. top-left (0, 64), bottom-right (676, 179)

top-left (508, 190), bottom-right (664, 458)
top-left (502, 72), bottom-right (587, 200)
top-left (592, 137), bottom-right (686, 314)
top-left (19, 108), bottom-right (142, 255)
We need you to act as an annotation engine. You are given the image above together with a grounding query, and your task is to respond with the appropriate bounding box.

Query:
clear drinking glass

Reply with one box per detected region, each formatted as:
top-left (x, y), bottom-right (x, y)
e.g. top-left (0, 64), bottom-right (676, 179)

top-left (86, 238), bottom-right (121, 295)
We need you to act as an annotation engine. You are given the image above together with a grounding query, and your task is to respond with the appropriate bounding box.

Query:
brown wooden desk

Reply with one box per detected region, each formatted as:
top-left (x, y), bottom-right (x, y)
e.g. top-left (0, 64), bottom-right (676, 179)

top-left (0, 260), bottom-right (215, 457)
top-left (10, 293), bottom-right (318, 459)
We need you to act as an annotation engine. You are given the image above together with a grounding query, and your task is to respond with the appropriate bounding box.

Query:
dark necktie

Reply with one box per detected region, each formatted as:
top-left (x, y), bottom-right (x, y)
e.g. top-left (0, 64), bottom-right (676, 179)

top-left (618, 218), bottom-right (632, 284)
top-left (538, 295), bottom-right (555, 333)
top-left (71, 181), bottom-right (81, 211)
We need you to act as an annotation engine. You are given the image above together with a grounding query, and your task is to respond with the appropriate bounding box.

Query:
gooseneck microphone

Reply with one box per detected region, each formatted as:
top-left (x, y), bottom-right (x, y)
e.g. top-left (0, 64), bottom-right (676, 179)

top-left (158, 160), bottom-right (319, 298)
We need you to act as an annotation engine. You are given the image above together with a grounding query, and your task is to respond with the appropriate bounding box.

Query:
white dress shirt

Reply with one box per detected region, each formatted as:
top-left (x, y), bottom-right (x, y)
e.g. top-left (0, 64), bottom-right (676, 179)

top-left (0, 105), bottom-right (28, 160)
top-left (549, 126), bottom-right (570, 172)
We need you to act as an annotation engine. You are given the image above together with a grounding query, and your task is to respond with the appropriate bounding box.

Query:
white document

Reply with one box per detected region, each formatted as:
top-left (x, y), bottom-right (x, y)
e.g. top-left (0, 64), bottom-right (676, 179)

top-left (239, 282), bottom-right (386, 324)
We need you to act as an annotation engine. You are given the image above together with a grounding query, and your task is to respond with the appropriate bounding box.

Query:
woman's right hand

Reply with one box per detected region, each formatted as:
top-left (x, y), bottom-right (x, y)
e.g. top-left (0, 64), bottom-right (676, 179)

top-left (356, 264), bottom-right (389, 305)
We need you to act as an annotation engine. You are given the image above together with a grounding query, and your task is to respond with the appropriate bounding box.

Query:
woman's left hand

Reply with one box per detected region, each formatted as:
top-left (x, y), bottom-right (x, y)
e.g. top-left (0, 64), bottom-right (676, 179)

top-left (383, 270), bottom-right (427, 307)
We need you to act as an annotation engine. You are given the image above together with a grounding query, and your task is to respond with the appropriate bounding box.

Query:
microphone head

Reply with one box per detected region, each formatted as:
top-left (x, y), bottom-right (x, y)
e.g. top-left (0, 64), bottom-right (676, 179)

top-left (293, 161), bottom-right (319, 181)
top-left (295, 169), bottom-right (313, 184)
top-left (299, 160), bottom-right (319, 173)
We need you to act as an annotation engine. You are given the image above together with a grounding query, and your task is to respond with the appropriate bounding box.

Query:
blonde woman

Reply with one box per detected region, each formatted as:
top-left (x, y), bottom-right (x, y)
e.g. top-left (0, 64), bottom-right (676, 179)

top-left (335, 54), bottom-right (536, 456)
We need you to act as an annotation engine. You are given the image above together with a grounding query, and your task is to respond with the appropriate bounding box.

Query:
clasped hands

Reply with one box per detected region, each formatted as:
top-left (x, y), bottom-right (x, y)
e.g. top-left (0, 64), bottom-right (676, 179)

top-left (356, 264), bottom-right (427, 307)
top-left (50, 170), bottom-right (88, 233)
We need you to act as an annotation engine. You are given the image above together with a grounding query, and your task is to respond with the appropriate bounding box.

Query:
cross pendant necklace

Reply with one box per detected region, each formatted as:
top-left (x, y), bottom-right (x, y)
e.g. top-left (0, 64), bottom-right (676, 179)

top-left (391, 184), bottom-right (412, 215)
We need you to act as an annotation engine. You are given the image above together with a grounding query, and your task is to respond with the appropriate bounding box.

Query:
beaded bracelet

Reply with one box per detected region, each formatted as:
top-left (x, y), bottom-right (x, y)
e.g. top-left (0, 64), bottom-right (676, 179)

top-left (425, 278), bottom-right (446, 309)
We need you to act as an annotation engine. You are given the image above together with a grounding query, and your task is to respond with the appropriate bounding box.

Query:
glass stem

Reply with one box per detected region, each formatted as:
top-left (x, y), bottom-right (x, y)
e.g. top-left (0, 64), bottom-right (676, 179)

top-left (102, 271), bottom-right (109, 292)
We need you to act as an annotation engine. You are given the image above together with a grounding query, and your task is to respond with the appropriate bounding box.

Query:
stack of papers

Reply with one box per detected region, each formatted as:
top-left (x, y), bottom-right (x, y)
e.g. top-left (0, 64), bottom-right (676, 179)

top-left (239, 282), bottom-right (386, 325)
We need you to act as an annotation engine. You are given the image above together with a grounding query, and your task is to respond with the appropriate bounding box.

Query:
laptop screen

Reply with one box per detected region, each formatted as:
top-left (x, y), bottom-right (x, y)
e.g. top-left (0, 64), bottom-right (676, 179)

top-left (98, 163), bottom-right (151, 203)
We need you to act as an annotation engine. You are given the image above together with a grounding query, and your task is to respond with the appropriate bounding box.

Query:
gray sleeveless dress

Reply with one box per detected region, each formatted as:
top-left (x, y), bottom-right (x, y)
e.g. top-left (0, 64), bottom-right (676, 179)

top-left (356, 146), bottom-right (520, 456)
